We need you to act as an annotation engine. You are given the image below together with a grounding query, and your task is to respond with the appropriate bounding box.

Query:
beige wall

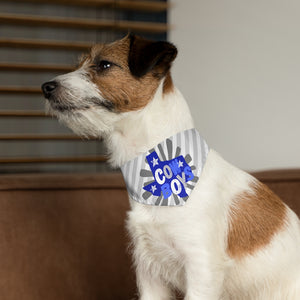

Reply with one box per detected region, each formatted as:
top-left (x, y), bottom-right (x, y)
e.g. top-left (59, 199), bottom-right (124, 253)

top-left (169, 0), bottom-right (300, 171)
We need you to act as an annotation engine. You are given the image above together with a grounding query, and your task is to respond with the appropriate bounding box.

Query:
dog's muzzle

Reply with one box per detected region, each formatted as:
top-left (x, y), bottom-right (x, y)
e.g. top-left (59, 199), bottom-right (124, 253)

top-left (41, 81), bottom-right (58, 99)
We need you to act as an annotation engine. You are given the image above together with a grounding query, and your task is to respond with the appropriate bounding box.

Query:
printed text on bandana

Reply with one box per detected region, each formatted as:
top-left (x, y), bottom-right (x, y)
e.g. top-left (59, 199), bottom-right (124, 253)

top-left (143, 151), bottom-right (194, 199)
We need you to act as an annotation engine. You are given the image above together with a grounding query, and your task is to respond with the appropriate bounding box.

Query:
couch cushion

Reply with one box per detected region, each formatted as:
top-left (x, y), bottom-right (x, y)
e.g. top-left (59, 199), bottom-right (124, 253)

top-left (0, 173), bottom-right (135, 300)
top-left (253, 169), bottom-right (300, 217)
top-left (0, 170), bottom-right (298, 300)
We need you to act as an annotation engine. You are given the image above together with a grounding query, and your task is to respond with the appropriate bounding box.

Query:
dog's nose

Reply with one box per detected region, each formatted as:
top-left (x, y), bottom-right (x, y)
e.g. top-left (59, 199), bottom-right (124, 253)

top-left (41, 81), bottom-right (58, 99)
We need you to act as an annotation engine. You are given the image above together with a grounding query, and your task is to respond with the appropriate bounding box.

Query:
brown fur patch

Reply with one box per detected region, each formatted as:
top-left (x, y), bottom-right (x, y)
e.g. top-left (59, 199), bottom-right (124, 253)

top-left (227, 180), bottom-right (287, 259)
top-left (84, 36), bottom-right (162, 112)
top-left (163, 71), bottom-right (174, 94)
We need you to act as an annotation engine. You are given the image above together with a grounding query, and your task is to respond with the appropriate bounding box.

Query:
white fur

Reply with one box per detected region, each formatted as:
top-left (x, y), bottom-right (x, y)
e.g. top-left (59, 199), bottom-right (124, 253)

top-left (47, 64), bottom-right (300, 300)
top-left (111, 83), bottom-right (300, 299)
top-left (106, 82), bottom-right (193, 167)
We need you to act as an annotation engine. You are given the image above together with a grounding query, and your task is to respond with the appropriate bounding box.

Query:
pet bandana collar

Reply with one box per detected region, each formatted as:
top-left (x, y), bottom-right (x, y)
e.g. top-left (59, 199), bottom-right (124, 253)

top-left (121, 128), bottom-right (209, 206)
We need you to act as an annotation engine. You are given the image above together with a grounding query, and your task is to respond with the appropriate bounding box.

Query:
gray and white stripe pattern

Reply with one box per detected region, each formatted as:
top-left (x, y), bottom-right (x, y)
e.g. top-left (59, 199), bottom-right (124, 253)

top-left (121, 128), bottom-right (209, 206)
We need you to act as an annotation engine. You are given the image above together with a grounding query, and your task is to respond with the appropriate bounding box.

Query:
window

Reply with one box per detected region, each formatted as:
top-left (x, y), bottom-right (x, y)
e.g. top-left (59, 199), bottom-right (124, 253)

top-left (0, 0), bottom-right (168, 173)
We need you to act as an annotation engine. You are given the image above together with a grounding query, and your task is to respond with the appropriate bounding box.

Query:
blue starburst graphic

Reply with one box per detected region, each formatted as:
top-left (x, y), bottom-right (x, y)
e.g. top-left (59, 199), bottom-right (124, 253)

top-left (143, 151), bottom-right (194, 200)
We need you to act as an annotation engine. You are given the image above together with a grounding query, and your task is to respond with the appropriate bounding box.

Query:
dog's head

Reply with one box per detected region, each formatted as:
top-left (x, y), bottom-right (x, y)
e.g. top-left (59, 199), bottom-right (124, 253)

top-left (41, 35), bottom-right (177, 138)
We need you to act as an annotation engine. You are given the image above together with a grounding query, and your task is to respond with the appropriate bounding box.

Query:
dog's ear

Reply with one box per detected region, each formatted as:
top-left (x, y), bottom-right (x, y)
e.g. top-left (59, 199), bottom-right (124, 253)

top-left (128, 34), bottom-right (177, 78)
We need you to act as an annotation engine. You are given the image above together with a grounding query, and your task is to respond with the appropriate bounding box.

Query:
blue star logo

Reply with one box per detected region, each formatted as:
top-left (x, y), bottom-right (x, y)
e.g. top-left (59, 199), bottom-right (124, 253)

top-left (143, 151), bottom-right (194, 200)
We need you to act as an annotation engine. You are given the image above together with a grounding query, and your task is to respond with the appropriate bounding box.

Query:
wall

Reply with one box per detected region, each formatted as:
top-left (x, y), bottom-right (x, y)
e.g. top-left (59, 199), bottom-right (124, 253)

top-left (169, 0), bottom-right (300, 171)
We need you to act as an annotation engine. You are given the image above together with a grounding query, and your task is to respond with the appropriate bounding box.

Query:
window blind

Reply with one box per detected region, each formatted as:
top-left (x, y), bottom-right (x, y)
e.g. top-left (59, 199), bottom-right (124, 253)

top-left (0, 0), bottom-right (169, 173)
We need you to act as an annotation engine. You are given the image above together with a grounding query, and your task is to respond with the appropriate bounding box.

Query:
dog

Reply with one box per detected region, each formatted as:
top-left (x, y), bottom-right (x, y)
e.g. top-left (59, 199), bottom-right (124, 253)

top-left (42, 34), bottom-right (300, 300)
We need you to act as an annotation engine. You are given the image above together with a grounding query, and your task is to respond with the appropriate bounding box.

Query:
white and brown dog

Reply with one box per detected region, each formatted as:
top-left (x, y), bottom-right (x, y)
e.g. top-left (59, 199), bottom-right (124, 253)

top-left (42, 35), bottom-right (300, 300)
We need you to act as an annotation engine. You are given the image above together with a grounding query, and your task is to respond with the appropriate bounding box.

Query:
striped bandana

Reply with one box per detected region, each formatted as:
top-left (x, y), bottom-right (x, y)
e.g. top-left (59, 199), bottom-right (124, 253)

top-left (121, 129), bottom-right (209, 206)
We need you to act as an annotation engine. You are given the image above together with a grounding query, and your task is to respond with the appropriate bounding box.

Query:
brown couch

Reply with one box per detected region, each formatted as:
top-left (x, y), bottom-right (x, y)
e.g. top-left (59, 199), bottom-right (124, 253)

top-left (0, 170), bottom-right (299, 300)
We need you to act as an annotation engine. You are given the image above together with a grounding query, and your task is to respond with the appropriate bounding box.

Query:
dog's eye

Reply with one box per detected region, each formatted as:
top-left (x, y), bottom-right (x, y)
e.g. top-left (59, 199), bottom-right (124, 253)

top-left (96, 60), bottom-right (112, 72)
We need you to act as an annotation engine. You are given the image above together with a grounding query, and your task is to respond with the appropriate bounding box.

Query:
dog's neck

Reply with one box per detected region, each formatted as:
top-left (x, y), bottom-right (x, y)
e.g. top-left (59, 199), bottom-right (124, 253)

top-left (106, 80), bottom-right (194, 168)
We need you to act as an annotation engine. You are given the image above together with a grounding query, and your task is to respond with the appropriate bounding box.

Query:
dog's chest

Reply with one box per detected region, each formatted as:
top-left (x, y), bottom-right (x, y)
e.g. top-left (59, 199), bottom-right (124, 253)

top-left (127, 207), bottom-right (186, 287)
